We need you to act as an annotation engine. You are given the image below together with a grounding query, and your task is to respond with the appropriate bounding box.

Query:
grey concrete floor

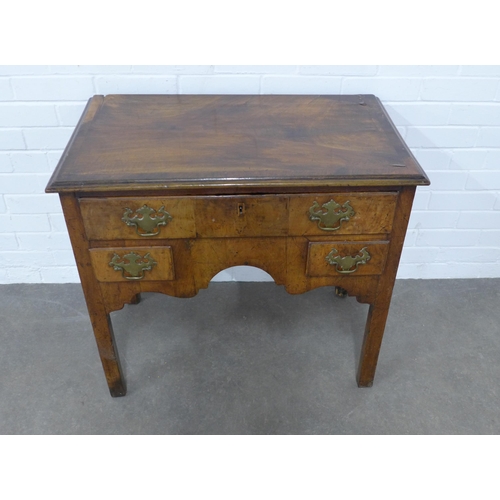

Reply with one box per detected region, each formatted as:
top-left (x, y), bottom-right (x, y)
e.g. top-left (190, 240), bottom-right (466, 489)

top-left (0, 279), bottom-right (499, 434)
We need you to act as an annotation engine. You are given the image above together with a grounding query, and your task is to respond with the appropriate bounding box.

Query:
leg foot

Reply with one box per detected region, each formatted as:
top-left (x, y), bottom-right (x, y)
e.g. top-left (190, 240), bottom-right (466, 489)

top-left (357, 379), bottom-right (373, 388)
top-left (109, 380), bottom-right (127, 397)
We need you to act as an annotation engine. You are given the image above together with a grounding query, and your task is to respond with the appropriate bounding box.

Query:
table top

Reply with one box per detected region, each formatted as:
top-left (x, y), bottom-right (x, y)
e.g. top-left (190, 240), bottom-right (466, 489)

top-left (46, 94), bottom-right (429, 193)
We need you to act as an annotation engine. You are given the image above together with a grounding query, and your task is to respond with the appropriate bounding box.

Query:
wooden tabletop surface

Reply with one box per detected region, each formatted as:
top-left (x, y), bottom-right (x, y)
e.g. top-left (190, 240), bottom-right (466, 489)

top-left (46, 94), bottom-right (429, 193)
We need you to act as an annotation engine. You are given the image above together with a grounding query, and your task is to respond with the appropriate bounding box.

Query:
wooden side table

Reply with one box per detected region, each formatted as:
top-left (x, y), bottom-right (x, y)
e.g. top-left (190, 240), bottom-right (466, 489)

top-left (46, 95), bottom-right (430, 397)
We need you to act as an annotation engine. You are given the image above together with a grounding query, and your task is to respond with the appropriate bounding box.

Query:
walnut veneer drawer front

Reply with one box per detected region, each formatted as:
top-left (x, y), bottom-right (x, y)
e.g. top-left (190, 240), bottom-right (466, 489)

top-left (195, 195), bottom-right (289, 238)
top-left (89, 246), bottom-right (175, 282)
top-left (306, 241), bottom-right (389, 277)
top-left (80, 197), bottom-right (196, 240)
top-left (289, 193), bottom-right (397, 236)
top-left (80, 195), bottom-right (289, 240)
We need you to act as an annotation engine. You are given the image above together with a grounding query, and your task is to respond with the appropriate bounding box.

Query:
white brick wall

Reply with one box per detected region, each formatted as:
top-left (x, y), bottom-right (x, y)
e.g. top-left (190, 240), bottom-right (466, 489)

top-left (0, 65), bottom-right (499, 283)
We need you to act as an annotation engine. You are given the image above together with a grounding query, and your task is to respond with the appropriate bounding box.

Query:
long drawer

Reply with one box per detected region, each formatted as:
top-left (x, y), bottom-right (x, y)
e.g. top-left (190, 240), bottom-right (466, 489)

top-left (80, 195), bottom-right (289, 240)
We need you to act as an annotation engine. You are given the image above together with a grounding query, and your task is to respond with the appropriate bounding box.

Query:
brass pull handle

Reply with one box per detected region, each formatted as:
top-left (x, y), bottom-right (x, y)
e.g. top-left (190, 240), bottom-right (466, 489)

top-left (109, 251), bottom-right (157, 280)
top-left (308, 199), bottom-right (355, 231)
top-left (122, 205), bottom-right (173, 237)
top-left (325, 247), bottom-right (370, 274)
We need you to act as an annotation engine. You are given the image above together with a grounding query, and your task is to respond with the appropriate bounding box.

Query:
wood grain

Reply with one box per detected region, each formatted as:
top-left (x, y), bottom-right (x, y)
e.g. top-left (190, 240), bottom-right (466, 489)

top-left (46, 95), bottom-right (430, 193)
top-left (289, 192), bottom-right (397, 236)
top-left (80, 196), bottom-right (196, 240)
top-left (194, 195), bottom-right (289, 238)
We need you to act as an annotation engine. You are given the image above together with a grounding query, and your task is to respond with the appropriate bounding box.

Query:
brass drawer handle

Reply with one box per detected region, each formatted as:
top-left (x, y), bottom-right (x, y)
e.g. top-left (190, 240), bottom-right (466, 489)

top-left (122, 205), bottom-right (173, 237)
top-left (308, 199), bottom-right (355, 231)
top-left (109, 251), bottom-right (157, 280)
top-left (325, 247), bottom-right (370, 274)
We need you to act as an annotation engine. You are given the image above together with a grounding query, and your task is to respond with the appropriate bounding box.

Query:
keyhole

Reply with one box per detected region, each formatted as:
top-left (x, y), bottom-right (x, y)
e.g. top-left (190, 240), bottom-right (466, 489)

top-left (238, 203), bottom-right (245, 216)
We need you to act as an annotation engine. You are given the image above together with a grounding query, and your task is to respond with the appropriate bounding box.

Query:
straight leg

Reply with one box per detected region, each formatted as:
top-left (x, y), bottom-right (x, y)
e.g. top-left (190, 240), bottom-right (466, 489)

top-left (357, 303), bottom-right (391, 387)
top-left (60, 193), bottom-right (127, 397)
top-left (89, 311), bottom-right (127, 397)
top-left (355, 186), bottom-right (417, 387)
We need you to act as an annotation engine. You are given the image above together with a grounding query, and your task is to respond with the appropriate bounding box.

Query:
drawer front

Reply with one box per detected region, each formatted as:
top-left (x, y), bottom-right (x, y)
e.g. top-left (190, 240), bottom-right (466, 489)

top-left (80, 197), bottom-right (196, 240)
top-left (194, 195), bottom-right (289, 238)
top-left (306, 241), bottom-right (389, 277)
top-left (80, 195), bottom-right (289, 240)
top-left (89, 246), bottom-right (175, 282)
top-left (289, 192), bottom-right (397, 236)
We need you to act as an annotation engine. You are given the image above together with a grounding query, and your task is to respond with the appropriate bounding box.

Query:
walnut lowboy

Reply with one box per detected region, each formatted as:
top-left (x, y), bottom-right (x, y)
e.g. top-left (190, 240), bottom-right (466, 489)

top-left (46, 95), bottom-right (429, 397)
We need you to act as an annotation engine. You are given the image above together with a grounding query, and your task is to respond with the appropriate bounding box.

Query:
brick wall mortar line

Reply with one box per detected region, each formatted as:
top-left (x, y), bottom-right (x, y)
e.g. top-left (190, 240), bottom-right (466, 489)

top-left (416, 78), bottom-right (424, 101)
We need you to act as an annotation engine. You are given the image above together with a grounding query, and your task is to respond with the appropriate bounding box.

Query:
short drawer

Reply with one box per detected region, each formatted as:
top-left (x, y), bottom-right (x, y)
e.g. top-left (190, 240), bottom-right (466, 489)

top-left (89, 246), bottom-right (175, 282)
top-left (289, 192), bottom-right (397, 236)
top-left (194, 195), bottom-right (289, 238)
top-left (306, 241), bottom-right (389, 277)
top-left (80, 197), bottom-right (196, 240)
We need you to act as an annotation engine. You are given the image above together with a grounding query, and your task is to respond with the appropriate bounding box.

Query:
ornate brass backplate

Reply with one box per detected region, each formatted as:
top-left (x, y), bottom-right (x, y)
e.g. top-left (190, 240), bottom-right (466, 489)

top-left (325, 247), bottom-right (371, 274)
top-left (109, 251), bottom-right (157, 280)
top-left (308, 199), bottom-right (355, 231)
top-left (122, 205), bottom-right (173, 237)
